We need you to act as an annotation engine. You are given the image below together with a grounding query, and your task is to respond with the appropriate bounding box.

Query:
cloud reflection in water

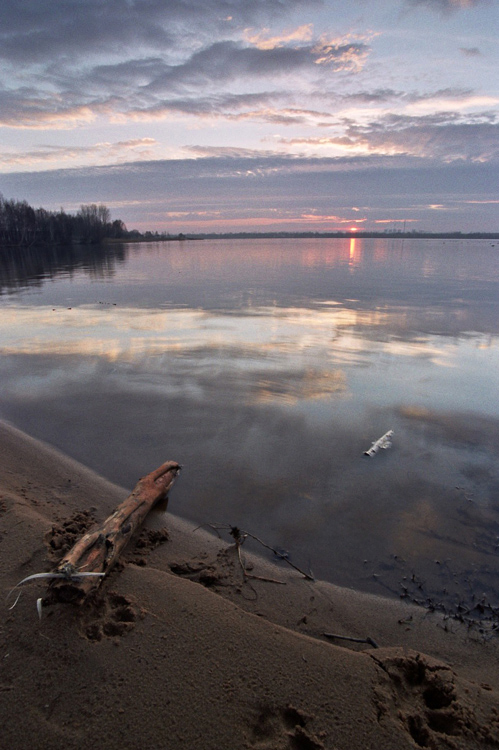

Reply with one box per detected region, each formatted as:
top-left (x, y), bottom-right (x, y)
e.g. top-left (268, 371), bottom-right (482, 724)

top-left (1, 238), bottom-right (499, 607)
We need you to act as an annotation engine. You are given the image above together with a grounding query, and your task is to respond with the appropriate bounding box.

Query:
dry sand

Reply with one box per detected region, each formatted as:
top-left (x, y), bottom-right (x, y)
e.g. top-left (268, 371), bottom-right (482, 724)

top-left (1, 418), bottom-right (498, 749)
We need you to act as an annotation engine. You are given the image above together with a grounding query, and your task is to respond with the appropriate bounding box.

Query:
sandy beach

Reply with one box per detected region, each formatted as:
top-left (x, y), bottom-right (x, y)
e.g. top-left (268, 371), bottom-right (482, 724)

top-left (1, 418), bottom-right (498, 750)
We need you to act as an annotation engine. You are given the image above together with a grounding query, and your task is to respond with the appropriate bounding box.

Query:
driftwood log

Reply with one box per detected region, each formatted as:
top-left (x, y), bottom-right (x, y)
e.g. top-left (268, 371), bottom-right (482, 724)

top-left (48, 460), bottom-right (180, 603)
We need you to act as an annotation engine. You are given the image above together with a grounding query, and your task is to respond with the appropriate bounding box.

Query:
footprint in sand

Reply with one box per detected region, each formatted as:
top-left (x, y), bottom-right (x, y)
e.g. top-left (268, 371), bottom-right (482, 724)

top-left (81, 592), bottom-right (141, 641)
top-left (370, 649), bottom-right (499, 748)
top-left (249, 704), bottom-right (325, 750)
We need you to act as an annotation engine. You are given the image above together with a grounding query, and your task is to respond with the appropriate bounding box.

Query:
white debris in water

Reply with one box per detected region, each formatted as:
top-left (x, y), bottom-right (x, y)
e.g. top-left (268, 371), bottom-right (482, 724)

top-left (364, 430), bottom-right (394, 457)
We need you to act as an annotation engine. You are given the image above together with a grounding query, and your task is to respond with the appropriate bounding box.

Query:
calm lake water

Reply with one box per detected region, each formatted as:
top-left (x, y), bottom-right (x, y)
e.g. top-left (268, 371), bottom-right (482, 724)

top-left (1, 237), bottom-right (499, 608)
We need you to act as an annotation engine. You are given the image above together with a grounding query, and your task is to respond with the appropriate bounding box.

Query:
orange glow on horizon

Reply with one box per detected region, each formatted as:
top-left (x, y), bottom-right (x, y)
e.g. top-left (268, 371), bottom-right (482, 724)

top-left (132, 212), bottom-right (369, 234)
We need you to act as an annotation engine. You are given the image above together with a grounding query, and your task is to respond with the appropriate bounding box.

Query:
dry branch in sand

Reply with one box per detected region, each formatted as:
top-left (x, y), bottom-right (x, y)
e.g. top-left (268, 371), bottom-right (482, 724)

top-left (44, 460), bottom-right (180, 604)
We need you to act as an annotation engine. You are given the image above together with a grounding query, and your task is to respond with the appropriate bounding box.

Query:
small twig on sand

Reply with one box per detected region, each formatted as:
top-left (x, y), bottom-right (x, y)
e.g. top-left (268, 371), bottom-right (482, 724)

top-left (242, 530), bottom-right (315, 581)
top-left (193, 523), bottom-right (224, 538)
top-left (197, 523), bottom-right (314, 582)
top-left (234, 540), bottom-right (286, 585)
top-left (323, 633), bottom-right (380, 649)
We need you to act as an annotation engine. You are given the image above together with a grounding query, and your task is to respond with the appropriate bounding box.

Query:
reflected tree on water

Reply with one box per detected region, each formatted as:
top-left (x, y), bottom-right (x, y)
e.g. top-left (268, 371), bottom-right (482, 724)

top-left (0, 240), bottom-right (129, 295)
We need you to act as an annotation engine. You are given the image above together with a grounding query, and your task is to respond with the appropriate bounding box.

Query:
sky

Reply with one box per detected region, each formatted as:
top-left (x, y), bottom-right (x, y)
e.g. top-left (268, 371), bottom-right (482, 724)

top-left (0, 0), bottom-right (498, 233)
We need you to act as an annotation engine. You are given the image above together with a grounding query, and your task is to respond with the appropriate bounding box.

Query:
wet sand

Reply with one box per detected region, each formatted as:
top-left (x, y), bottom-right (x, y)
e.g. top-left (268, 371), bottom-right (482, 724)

top-left (1, 419), bottom-right (498, 749)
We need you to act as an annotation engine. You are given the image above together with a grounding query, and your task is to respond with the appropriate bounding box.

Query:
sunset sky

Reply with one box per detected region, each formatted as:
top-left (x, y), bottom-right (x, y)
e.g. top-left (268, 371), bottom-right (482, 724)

top-left (1, 0), bottom-right (497, 233)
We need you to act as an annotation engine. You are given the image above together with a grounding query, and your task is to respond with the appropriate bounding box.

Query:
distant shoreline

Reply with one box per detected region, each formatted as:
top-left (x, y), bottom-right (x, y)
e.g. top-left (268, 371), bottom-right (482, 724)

top-left (1, 230), bottom-right (497, 252)
top-left (108, 230), bottom-right (499, 244)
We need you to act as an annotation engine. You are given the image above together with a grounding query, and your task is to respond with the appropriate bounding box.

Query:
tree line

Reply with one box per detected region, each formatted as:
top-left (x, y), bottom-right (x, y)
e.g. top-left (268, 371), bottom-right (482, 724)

top-left (0, 195), bottom-right (128, 246)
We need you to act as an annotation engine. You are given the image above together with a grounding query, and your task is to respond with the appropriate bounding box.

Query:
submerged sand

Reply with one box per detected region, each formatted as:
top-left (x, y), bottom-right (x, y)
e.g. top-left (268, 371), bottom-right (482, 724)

top-left (1, 419), bottom-right (498, 749)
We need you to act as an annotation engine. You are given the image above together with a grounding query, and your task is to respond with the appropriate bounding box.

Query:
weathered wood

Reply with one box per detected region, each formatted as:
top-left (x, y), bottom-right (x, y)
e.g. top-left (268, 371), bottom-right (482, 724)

top-left (49, 461), bottom-right (180, 602)
top-left (363, 430), bottom-right (393, 457)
